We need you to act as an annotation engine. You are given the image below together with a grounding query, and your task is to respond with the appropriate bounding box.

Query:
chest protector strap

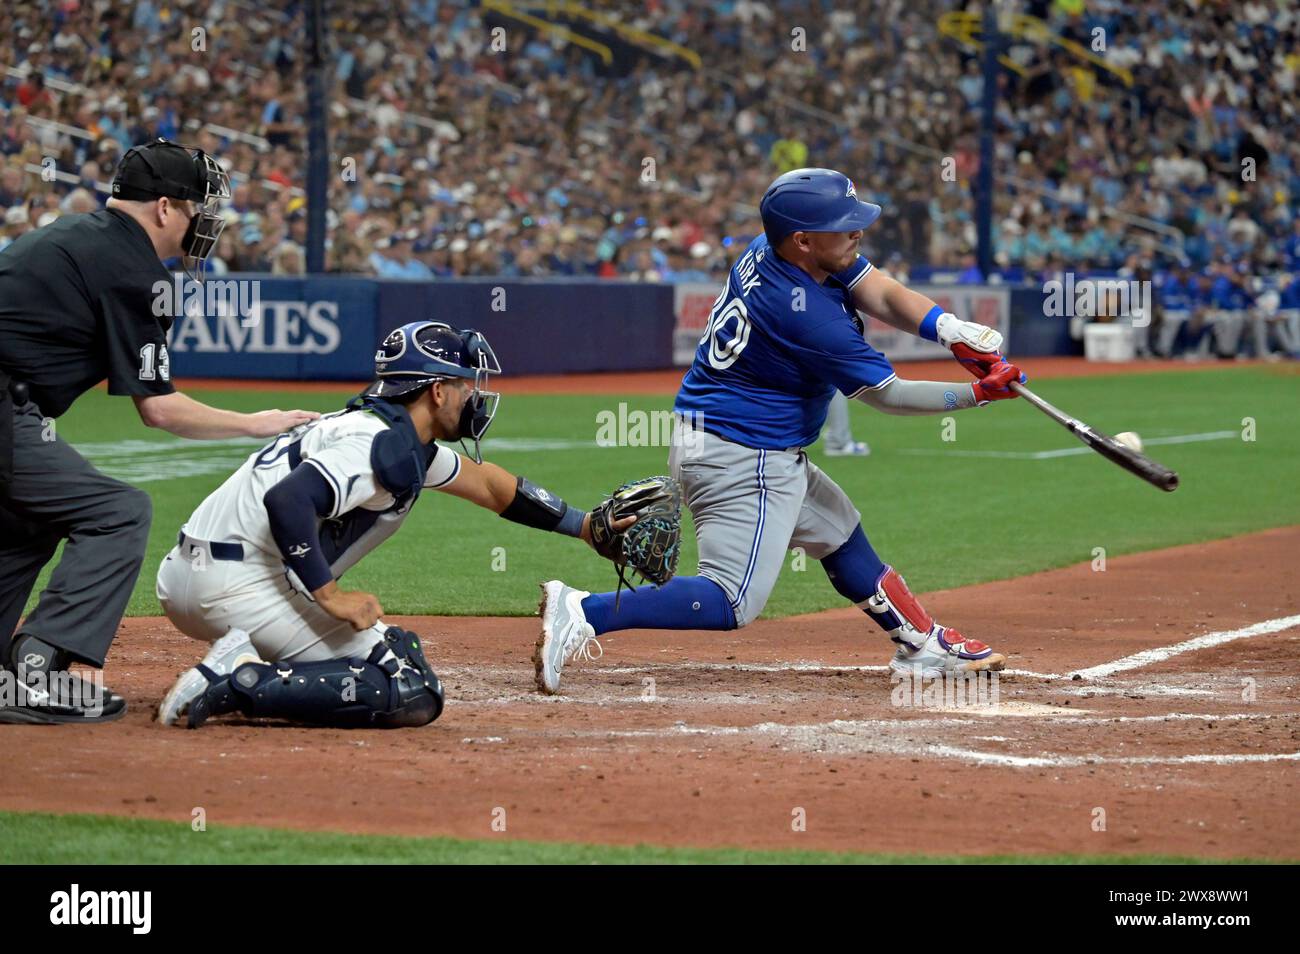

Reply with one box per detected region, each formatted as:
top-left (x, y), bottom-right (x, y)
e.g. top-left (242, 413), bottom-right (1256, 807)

top-left (346, 396), bottom-right (433, 506)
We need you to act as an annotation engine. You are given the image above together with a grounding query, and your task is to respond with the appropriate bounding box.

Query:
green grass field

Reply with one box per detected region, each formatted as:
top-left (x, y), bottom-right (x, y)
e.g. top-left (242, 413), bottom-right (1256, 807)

top-left (29, 365), bottom-right (1300, 619)
top-left (10, 364), bottom-right (1300, 865)
top-left (0, 811), bottom-right (1273, 864)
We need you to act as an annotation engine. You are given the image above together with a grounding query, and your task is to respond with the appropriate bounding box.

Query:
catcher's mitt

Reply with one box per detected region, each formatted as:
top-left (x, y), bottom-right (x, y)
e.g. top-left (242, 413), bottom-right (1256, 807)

top-left (589, 475), bottom-right (682, 603)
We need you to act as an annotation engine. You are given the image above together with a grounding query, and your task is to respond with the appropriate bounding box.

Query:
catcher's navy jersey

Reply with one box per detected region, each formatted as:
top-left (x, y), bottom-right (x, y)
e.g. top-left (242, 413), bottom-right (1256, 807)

top-left (674, 235), bottom-right (895, 450)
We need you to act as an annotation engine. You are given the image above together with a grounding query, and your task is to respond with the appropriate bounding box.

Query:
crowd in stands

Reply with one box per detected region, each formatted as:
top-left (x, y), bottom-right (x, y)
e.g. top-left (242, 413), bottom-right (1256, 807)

top-left (1069, 258), bottom-right (1300, 361)
top-left (2, 0), bottom-right (1300, 356)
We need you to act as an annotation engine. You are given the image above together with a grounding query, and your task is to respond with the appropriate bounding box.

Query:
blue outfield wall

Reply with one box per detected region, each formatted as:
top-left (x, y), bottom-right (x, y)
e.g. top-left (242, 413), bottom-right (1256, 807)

top-left (1007, 287), bottom-right (1078, 357)
top-left (164, 275), bottom-right (1068, 380)
top-left (376, 279), bottom-right (676, 375)
top-left (167, 276), bottom-right (675, 380)
top-left (166, 275), bottom-right (375, 379)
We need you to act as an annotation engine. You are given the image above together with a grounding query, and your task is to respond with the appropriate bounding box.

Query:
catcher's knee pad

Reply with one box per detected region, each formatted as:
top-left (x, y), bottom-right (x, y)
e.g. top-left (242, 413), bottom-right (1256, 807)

top-left (865, 566), bottom-right (935, 650)
top-left (193, 627), bottom-right (443, 728)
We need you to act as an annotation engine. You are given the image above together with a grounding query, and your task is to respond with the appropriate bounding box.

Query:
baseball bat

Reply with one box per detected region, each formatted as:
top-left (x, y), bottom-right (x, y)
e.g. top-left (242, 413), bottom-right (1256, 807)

top-left (1009, 381), bottom-right (1180, 492)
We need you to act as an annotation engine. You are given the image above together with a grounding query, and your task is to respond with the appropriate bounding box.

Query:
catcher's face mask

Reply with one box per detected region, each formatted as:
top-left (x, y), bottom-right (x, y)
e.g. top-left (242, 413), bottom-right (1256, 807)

top-left (454, 329), bottom-right (501, 464)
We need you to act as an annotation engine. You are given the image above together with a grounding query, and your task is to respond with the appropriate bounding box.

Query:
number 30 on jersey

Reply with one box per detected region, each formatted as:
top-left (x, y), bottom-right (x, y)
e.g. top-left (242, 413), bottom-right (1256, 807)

top-left (699, 289), bottom-right (751, 370)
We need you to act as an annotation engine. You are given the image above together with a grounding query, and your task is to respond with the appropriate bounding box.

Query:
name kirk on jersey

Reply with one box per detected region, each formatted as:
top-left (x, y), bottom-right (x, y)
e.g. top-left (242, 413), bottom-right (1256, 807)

top-left (595, 403), bottom-right (705, 453)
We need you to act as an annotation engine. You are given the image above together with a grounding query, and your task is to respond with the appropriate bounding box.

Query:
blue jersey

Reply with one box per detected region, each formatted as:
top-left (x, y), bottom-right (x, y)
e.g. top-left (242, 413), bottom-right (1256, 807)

top-left (1210, 275), bottom-right (1251, 310)
top-left (1284, 233), bottom-right (1300, 271)
top-left (1160, 274), bottom-right (1193, 312)
top-left (674, 235), bottom-right (895, 449)
top-left (1281, 276), bottom-right (1300, 310)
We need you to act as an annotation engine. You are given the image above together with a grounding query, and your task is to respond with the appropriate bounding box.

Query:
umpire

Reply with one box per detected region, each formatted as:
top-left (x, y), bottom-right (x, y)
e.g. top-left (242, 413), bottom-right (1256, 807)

top-left (0, 138), bottom-right (318, 724)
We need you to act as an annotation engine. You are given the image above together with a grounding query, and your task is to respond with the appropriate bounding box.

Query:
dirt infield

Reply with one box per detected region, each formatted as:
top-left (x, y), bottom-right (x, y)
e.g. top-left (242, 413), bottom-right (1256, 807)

top-left (173, 356), bottom-right (1293, 396)
top-left (2, 527), bottom-right (1298, 860)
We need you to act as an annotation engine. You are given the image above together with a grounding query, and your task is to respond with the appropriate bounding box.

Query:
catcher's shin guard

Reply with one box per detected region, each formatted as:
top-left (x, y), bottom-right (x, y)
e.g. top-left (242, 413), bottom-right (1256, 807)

top-left (864, 565), bottom-right (934, 650)
top-left (187, 627), bottom-right (443, 728)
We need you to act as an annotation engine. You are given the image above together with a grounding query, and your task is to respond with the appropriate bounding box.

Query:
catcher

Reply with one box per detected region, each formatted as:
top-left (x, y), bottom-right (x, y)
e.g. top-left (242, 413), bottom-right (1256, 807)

top-left (154, 320), bottom-right (640, 729)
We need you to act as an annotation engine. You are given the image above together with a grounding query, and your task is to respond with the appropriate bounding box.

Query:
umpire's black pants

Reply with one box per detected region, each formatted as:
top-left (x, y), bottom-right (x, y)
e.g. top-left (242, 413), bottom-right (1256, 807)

top-left (0, 398), bottom-right (151, 667)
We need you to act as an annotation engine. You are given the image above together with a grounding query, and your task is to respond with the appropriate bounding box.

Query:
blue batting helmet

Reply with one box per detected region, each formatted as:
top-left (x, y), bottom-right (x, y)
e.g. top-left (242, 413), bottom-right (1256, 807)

top-left (759, 168), bottom-right (882, 246)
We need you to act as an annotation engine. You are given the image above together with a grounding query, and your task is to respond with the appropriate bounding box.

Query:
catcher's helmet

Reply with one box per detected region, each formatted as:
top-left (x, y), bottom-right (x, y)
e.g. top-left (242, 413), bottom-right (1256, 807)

top-left (759, 168), bottom-right (881, 246)
top-left (365, 321), bottom-right (502, 463)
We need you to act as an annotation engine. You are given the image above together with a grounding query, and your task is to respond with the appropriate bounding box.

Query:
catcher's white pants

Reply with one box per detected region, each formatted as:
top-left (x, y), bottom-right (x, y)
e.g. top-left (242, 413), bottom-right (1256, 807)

top-left (156, 539), bottom-right (385, 663)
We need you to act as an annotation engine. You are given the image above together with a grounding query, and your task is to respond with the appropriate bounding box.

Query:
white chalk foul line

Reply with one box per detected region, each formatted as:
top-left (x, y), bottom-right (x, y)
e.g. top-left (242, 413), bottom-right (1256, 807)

top-left (1064, 684), bottom-right (1214, 697)
top-left (1071, 614), bottom-right (1300, 680)
top-left (899, 429), bottom-right (1237, 461)
top-left (584, 712), bottom-right (1282, 734)
top-left (600, 661), bottom-right (1061, 679)
top-left (574, 720), bottom-right (1300, 768)
top-left (76, 429), bottom-right (1236, 484)
top-left (449, 606), bottom-right (1298, 703)
top-left (926, 745), bottom-right (1300, 769)
top-left (73, 435), bottom-right (595, 483)
top-left (600, 662), bottom-right (1227, 694)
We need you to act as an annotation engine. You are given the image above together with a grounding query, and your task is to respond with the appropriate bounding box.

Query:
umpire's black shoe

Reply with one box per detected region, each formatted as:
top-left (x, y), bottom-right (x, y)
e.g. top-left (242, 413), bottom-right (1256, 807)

top-left (66, 672), bottom-right (126, 710)
top-left (0, 666), bottom-right (127, 724)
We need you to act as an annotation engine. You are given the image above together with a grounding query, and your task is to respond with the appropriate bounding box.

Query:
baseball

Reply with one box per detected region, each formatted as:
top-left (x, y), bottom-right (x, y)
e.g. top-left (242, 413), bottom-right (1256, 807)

top-left (1115, 431), bottom-right (1144, 453)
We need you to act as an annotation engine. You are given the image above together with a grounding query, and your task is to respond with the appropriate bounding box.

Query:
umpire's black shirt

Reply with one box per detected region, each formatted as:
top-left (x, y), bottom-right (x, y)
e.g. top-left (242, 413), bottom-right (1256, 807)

top-left (0, 208), bottom-right (176, 418)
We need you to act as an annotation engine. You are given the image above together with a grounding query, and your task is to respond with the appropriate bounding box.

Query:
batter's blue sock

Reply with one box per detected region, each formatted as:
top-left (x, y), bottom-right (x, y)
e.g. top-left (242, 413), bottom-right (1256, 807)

top-left (581, 576), bottom-right (737, 635)
top-left (820, 525), bottom-right (886, 605)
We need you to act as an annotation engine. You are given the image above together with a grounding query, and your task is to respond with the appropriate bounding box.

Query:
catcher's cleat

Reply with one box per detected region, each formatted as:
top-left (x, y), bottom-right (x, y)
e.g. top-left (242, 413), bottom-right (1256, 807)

top-left (156, 628), bottom-right (260, 727)
top-left (824, 440), bottom-right (871, 457)
top-left (534, 580), bottom-right (601, 695)
top-left (888, 625), bottom-right (1005, 678)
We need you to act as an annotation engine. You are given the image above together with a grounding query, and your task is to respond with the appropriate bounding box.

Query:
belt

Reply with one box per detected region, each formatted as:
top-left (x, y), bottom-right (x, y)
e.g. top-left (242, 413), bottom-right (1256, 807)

top-left (177, 530), bottom-right (244, 562)
top-left (674, 413), bottom-right (804, 456)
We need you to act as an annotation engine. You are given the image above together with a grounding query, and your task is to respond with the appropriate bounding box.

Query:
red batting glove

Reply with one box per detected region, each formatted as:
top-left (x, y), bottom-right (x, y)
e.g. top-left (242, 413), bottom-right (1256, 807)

top-left (971, 361), bottom-right (1026, 404)
top-left (951, 341), bottom-right (1007, 379)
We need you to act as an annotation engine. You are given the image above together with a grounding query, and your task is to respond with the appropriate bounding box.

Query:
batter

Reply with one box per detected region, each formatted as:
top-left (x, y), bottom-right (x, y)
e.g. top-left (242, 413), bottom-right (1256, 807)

top-left (536, 168), bottom-right (1025, 693)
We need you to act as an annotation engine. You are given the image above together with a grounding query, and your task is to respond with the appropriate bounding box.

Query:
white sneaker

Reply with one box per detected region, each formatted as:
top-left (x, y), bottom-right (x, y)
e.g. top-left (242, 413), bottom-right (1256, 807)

top-left (534, 580), bottom-right (600, 695)
top-left (825, 440), bottom-right (870, 457)
top-left (157, 629), bottom-right (261, 726)
top-left (888, 625), bottom-right (1005, 678)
